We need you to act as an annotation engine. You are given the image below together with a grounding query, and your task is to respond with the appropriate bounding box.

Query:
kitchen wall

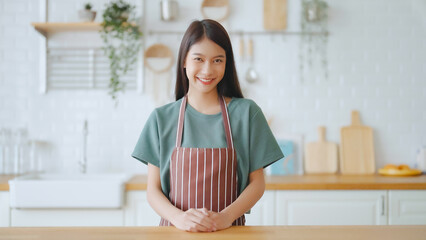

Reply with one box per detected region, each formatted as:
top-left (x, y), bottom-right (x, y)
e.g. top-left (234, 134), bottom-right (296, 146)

top-left (0, 0), bottom-right (425, 175)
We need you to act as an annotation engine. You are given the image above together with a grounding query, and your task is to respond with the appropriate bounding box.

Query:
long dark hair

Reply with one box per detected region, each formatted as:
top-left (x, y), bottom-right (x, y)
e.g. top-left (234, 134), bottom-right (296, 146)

top-left (175, 19), bottom-right (244, 100)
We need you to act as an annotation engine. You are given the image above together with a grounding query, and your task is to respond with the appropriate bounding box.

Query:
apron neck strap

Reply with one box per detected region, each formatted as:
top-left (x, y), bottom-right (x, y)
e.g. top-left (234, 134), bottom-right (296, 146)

top-left (175, 95), bottom-right (234, 148)
top-left (219, 95), bottom-right (234, 148)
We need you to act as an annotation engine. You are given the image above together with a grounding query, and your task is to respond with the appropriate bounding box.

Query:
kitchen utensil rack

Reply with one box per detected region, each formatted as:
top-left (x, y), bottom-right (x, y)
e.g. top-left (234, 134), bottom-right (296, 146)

top-left (46, 47), bottom-right (137, 90)
top-left (31, 22), bottom-right (142, 93)
top-left (147, 30), bottom-right (328, 36)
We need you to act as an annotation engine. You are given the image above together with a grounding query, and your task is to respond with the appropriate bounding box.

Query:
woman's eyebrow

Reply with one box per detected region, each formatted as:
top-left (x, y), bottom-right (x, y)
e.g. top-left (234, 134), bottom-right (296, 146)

top-left (192, 53), bottom-right (225, 58)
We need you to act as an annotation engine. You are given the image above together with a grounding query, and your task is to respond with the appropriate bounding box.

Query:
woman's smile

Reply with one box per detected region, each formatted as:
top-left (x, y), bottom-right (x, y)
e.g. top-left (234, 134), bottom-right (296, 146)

top-left (197, 77), bottom-right (216, 85)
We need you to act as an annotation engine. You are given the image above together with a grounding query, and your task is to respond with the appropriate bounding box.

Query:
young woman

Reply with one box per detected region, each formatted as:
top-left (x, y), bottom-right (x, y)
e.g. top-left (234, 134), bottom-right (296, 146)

top-left (132, 19), bottom-right (283, 232)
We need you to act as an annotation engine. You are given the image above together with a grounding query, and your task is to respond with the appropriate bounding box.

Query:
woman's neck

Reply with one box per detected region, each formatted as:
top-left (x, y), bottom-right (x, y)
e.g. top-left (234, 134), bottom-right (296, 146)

top-left (187, 90), bottom-right (221, 115)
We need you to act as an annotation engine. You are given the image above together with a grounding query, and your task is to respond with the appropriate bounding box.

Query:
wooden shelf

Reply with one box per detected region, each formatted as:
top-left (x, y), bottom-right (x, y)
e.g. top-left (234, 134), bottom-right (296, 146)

top-left (31, 22), bottom-right (102, 37)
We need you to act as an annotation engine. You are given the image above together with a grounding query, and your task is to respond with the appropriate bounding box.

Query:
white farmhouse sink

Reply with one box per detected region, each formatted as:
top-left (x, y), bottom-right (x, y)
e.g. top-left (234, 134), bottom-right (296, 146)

top-left (9, 173), bottom-right (131, 209)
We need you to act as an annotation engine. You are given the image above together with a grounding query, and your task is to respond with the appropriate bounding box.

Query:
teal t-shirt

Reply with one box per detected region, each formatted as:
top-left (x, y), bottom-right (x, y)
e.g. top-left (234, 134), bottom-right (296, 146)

top-left (132, 97), bottom-right (284, 198)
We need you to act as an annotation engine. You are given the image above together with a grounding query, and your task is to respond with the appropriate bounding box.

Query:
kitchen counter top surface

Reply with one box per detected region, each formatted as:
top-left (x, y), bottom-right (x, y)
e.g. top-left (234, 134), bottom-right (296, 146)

top-left (2, 174), bottom-right (426, 191)
top-left (125, 174), bottom-right (426, 191)
top-left (0, 175), bottom-right (17, 191)
top-left (0, 226), bottom-right (425, 240)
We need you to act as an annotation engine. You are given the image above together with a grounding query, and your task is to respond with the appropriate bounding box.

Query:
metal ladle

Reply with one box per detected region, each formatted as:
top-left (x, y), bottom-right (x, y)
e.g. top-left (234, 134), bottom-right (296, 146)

top-left (245, 38), bottom-right (258, 83)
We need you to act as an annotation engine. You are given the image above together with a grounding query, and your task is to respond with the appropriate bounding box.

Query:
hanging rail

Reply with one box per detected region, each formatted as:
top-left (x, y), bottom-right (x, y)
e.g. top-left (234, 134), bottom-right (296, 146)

top-left (148, 30), bottom-right (329, 36)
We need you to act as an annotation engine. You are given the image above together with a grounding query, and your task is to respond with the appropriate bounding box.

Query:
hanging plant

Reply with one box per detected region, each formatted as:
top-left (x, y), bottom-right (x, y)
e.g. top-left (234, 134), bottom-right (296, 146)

top-left (299, 0), bottom-right (328, 83)
top-left (100, 0), bottom-right (142, 101)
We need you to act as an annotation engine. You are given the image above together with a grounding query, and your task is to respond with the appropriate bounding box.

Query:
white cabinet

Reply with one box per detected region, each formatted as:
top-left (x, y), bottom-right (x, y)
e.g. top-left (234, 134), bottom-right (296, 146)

top-left (124, 190), bottom-right (276, 226)
top-left (10, 209), bottom-right (124, 227)
top-left (275, 190), bottom-right (387, 225)
top-left (0, 192), bottom-right (10, 227)
top-left (245, 191), bottom-right (275, 226)
top-left (5, 189), bottom-right (426, 227)
top-left (124, 190), bottom-right (277, 226)
top-left (124, 191), bottom-right (161, 226)
top-left (389, 190), bottom-right (426, 225)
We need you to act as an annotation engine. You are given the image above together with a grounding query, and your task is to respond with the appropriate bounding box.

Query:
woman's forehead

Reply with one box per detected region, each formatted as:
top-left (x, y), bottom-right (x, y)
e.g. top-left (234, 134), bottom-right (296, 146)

top-left (188, 37), bottom-right (226, 56)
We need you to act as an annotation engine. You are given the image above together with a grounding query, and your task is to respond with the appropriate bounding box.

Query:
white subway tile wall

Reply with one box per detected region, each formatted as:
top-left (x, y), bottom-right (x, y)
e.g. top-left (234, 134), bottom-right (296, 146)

top-left (0, 0), bottom-right (425, 174)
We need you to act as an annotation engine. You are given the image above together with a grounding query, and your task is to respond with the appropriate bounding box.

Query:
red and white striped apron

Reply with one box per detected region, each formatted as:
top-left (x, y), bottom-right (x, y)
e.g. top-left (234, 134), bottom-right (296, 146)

top-left (160, 95), bottom-right (245, 226)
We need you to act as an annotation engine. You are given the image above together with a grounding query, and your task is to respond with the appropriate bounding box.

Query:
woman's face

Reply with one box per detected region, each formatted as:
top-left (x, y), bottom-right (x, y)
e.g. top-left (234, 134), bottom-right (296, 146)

top-left (184, 37), bottom-right (226, 96)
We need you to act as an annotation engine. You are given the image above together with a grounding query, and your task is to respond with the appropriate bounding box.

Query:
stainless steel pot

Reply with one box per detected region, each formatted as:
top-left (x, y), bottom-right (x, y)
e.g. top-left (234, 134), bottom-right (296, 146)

top-left (160, 0), bottom-right (178, 21)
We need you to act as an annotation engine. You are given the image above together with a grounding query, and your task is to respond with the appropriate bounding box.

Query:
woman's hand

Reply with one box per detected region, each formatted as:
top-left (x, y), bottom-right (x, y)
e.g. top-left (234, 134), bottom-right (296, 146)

top-left (207, 211), bottom-right (233, 231)
top-left (171, 208), bottom-right (217, 232)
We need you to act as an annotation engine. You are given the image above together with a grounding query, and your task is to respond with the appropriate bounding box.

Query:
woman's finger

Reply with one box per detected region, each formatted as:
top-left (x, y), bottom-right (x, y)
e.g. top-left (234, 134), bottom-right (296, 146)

top-left (186, 209), bottom-right (216, 231)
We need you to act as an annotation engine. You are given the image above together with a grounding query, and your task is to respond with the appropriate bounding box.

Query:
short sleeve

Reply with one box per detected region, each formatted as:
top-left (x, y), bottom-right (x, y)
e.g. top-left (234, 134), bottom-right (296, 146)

top-left (248, 109), bottom-right (284, 173)
top-left (131, 111), bottom-right (160, 167)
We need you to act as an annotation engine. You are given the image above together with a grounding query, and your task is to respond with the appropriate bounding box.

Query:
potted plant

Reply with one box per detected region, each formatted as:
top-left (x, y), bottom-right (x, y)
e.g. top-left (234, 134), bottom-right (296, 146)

top-left (302, 0), bottom-right (328, 22)
top-left (100, 0), bottom-right (143, 102)
top-left (79, 3), bottom-right (97, 22)
top-left (299, 0), bottom-right (329, 83)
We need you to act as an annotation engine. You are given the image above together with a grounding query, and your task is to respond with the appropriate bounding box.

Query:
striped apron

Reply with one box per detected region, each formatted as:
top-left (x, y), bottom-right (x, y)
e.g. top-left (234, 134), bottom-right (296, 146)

top-left (160, 95), bottom-right (245, 226)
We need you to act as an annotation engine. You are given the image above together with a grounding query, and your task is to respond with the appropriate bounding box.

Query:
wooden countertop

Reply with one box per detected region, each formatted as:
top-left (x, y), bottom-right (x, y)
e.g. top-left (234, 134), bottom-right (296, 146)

top-left (125, 174), bottom-right (426, 191)
top-left (2, 174), bottom-right (426, 191)
top-left (264, 174), bottom-right (426, 190)
top-left (0, 175), bottom-right (18, 191)
top-left (0, 226), bottom-right (425, 240)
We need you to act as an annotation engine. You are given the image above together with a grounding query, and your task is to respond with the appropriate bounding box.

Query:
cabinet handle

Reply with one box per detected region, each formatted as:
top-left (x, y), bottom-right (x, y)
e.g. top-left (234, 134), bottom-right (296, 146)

top-left (381, 195), bottom-right (385, 216)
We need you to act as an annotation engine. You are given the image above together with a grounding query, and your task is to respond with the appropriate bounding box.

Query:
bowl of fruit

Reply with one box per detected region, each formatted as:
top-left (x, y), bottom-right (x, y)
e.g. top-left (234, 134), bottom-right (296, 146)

top-left (378, 164), bottom-right (422, 176)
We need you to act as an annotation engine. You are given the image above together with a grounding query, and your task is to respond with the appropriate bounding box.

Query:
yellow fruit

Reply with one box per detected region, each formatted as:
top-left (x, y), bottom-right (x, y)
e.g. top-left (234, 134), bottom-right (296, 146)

top-left (384, 164), bottom-right (397, 169)
top-left (398, 164), bottom-right (410, 170)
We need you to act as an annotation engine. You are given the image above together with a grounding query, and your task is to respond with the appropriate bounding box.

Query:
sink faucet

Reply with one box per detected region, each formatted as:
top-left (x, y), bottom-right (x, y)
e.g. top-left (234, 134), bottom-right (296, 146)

top-left (79, 119), bottom-right (88, 174)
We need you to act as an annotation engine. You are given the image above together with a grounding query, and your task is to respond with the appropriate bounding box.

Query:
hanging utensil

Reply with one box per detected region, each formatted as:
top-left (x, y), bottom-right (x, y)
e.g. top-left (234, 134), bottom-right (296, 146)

top-left (239, 37), bottom-right (245, 76)
top-left (144, 44), bottom-right (173, 73)
top-left (245, 38), bottom-right (258, 83)
top-left (144, 44), bottom-right (174, 104)
top-left (239, 37), bottom-right (245, 60)
top-left (263, 0), bottom-right (288, 30)
top-left (200, 0), bottom-right (230, 22)
top-left (160, 0), bottom-right (179, 21)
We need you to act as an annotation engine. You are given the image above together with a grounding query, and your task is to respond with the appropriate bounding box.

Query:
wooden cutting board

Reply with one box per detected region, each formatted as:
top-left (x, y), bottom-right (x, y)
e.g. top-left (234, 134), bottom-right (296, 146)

top-left (304, 126), bottom-right (338, 174)
top-left (340, 111), bottom-right (375, 174)
top-left (263, 0), bottom-right (287, 30)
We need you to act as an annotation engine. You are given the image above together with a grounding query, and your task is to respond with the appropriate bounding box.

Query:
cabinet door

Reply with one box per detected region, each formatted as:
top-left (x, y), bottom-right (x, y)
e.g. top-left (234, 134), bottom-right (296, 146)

top-left (389, 190), bottom-right (426, 225)
top-left (245, 191), bottom-right (275, 226)
top-left (124, 191), bottom-right (161, 226)
top-left (11, 209), bottom-right (124, 227)
top-left (0, 192), bottom-right (10, 227)
top-left (276, 190), bottom-right (387, 225)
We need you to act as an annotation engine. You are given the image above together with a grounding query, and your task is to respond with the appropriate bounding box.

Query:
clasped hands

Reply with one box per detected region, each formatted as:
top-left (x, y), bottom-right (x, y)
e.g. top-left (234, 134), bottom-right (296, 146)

top-left (171, 208), bottom-right (233, 232)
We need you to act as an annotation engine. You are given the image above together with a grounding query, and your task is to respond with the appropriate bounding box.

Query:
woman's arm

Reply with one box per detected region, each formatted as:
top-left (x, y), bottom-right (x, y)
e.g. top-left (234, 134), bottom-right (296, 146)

top-left (208, 168), bottom-right (265, 230)
top-left (146, 163), bottom-right (216, 232)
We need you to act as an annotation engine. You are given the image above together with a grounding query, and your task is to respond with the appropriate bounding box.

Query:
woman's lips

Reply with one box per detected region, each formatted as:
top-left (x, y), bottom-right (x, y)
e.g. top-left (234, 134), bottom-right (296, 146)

top-left (197, 77), bottom-right (215, 85)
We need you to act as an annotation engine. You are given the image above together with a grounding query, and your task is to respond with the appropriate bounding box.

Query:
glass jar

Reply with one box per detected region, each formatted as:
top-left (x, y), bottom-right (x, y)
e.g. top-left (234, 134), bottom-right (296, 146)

top-left (12, 128), bottom-right (29, 174)
top-left (0, 128), bottom-right (13, 174)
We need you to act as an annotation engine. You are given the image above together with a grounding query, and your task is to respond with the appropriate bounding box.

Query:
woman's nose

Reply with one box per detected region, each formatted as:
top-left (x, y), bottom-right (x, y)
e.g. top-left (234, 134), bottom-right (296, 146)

top-left (200, 62), bottom-right (213, 75)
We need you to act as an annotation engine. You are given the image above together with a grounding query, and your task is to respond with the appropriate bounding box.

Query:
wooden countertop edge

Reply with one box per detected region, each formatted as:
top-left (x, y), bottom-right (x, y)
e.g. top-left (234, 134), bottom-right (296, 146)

top-left (125, 183), bottom-right (147, 191)
top-left (1, 225), bottom-right (425, 240)
top-left (3, 174), bottom-right (426, 192)
top-left (125, 183), bottom-right (426, 191)
top-left (0, 175), bottom-right (16, 191)
top-left (5, 183), bottom-right (426, 191)
top-left (264, 183), bottom-right (426, 190)
top-left (124, 174), bottom-right (426, 190)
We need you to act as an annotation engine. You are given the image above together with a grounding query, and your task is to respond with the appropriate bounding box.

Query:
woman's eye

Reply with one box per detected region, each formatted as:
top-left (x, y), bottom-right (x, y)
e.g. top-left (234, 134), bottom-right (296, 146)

top-left (194, 57), bottom-right (202, 62)
top-left (214, 59), bottom-right (223, 63)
